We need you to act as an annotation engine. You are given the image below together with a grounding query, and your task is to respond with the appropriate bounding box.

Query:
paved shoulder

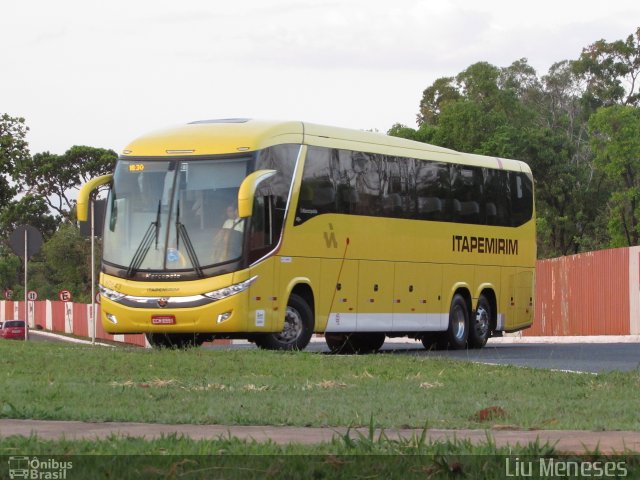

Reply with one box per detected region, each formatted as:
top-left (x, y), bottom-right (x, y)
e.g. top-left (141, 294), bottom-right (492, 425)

top-left (1, 419), bottom-right (638, 454)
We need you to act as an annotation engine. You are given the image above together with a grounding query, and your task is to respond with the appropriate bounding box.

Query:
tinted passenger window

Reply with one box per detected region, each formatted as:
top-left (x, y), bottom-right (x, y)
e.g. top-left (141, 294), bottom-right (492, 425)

top-left (510, 172), bottom-right (534, 227)
top-left (296, 146), bottom-right (533, 228)
top-left (415, 161), bottom-right (450, 221)
top-left (450, 165), bottom-right (483, 224)
top-left (295, 147), bottom-right (337, 225)
top-left (484, 169), bottom-right (511, 226)
top-left (352, 151), bottom-right (384, 216)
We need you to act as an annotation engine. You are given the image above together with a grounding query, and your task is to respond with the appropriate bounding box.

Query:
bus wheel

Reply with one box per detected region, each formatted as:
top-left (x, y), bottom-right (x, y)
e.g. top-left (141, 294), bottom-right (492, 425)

top-left (469, 295), bottom-right (491, 348)
top-left (420, 333), bottom-right (441, 350)
top-left (255, 294), bottom-right (313, 351)
top-left (445, 294), bottom-right (469, 350)
top-left (325, 332), bottom-right (385, 354)
top-left (145, 333), bottom-right (203, 349)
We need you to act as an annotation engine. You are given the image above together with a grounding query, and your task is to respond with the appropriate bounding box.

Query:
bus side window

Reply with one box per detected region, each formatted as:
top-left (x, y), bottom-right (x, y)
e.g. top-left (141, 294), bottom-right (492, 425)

top-left (295, 146), bottom-right (337, 225)
top-left (484, 169), bottom-right (511, 226)
top-left (510, 172), bottom-right (533, 227)
top-left (450, 165), bottom-right (483, 224)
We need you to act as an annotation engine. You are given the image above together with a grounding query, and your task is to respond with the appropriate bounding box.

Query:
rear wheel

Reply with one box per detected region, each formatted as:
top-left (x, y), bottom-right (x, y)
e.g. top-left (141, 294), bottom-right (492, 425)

top-left (325, 332), bottom-right (385, 354)
top-left (444, 293), bottom-right (469, 350)
top-left (469, 295), bottom-right (491, 348)
top-left (254, 293), bottom-right (314, 351)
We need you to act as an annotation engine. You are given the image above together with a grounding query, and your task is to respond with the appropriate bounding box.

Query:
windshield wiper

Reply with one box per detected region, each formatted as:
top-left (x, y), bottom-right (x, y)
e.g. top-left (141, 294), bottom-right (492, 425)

top-left (176, 201), bottom-right (204, 278)
top-left (126, 201), bottom-right (161, 277)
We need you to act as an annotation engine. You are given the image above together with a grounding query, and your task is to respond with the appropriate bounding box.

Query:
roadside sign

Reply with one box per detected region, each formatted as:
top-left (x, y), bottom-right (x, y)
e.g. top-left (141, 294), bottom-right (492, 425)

top-left (4, 289), bottom-right (13, 300)
top-left (27, 290), bottom-right (38, 301)
top-left (58, 289), bottom-right (72, 302)
top-left (9, 225), bottom-right (43, 259)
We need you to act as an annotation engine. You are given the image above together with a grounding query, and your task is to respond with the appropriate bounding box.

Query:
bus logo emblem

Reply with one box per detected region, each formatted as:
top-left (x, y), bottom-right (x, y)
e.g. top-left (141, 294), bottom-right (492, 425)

top-left (324, 224), bottom-right (338, 248)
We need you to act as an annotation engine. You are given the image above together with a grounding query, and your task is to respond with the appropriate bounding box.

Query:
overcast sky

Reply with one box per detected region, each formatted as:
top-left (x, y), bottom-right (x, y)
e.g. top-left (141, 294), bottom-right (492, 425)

top-left (2, 0), bottom-right (639, 155)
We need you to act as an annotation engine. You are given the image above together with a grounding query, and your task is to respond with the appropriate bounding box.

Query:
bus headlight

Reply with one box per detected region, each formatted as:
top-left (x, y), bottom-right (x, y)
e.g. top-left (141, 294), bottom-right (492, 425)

top-left (203, 276), bottom-right (258, 301)
top-left (99, 285), bottom-right (126, 302)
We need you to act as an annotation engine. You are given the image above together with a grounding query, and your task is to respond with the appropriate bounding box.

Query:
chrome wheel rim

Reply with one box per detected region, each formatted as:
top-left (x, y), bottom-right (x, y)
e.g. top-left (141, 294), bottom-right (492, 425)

top-left (452, 304), bottom-right (467, 341)
top-left (475, 305), bottom-right (490, 339)
top-left (275, 306), bottom-right (302, 343)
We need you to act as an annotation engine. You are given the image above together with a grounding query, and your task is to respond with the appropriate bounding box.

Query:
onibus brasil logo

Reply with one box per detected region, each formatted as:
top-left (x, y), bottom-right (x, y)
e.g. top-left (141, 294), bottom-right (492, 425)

top-left (7, 457), bottom-right (73, 479)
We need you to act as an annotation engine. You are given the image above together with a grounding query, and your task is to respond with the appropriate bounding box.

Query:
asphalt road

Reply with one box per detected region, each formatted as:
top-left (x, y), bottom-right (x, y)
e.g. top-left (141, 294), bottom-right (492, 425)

top-left (397, 341), bottom-right (640, 373)
top-left (206, 338), bottom-right (640, 374)
top-left (27, 330), bottom-right (74, 343)
top-left (16, 330), bottom-right (640, 374)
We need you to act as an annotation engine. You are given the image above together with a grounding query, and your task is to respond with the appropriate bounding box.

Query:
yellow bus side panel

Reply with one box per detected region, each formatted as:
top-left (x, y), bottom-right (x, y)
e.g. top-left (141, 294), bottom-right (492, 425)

top-left (273, 256), bottom-right (320, 330)
top-left (356, 261), bottom-right (395, 331)
top-left (499, 267), bottom-right (535, 331)
top-left (393, 262), bottom-right (444, 331)
top-left (248, 257), bottom-right (277, 332)
top-left (319, 259), bottom-right (358, 332)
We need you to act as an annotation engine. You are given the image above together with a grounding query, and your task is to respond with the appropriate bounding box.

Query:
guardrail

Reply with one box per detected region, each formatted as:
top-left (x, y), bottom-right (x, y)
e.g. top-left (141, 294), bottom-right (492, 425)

top-left (0, 300), bottom-right (147, 347)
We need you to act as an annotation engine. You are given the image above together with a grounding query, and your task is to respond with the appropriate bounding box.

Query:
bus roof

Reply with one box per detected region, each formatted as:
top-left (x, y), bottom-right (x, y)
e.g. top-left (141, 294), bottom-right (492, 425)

top-left (122, 118), bottom-right (530, 173)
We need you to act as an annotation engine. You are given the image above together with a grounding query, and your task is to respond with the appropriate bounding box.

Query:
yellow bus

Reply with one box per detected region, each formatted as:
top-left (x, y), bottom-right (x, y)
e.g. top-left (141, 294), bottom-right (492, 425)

top-left (78, 119), bottom-right (535, 352)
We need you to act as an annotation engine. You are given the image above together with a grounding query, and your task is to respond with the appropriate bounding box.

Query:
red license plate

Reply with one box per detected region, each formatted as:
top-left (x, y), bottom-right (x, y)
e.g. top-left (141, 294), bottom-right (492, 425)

top-left (151, 315), bottom-right (176, 325)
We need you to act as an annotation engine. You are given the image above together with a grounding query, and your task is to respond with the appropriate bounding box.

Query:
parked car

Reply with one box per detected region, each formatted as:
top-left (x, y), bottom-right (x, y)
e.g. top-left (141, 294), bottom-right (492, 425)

top-left (1, 320), bottom-right (26, 340)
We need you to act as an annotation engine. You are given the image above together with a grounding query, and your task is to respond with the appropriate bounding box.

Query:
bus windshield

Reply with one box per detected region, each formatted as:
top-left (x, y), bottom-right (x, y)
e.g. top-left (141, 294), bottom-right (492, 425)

top-left (103, 157), bottom-right (251, 276)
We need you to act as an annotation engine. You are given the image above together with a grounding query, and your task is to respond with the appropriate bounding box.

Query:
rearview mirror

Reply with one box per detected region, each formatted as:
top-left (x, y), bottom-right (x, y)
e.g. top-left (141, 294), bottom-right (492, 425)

top-left (237, 170), bottom-right (277, 218)
top-left (77, 174), bottom-right (113, 221)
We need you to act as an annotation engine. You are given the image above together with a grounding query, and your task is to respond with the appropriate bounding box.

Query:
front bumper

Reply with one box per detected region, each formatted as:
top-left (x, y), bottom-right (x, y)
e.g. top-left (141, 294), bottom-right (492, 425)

top-left (98, 276), bottom-right (258, 334)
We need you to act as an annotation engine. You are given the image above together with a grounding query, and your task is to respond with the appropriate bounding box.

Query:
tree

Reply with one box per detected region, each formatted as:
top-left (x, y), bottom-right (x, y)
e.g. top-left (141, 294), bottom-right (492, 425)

top-left (387, 123), bottom-right (419, 141)
top-left (589, 105), bottom-right (640, 246)
top-left (574, 27), bottom-right (640, 108)
top-left (0, 114), bottom-right (116, 300)
top-left (0, 244), bottom-right (20, 294)
top-left (456, 62), bottom-right (501, 104)
top-left (0, 114), bottom-right (29, 210)
top-left (417, 77), bottom-right (461, 126)
top-left (0, 195), bottom-right (58, 240)
top-left (413, 61), bottom-right (542, 154)
top-left (392, 55), bottom-right (616, 257)
top-left (574, 27), bottom-right (640, 248)
top-left (535, 61), bottom-right (612, 255)
top-left (13, 145), bottom-right (117, 222)
top-left (30, 222), bottom-right (94, 302)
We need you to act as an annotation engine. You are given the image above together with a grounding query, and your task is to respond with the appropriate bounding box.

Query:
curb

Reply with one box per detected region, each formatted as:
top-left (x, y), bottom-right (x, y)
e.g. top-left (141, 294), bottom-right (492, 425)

top-left (1, 419), bottom-right (638, 454)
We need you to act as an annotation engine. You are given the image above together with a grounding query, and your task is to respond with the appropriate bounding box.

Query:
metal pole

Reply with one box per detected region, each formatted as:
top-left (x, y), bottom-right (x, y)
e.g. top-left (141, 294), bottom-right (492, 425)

top-left (23, 229), bottom-right (29, 341)
top-left (91, 197), bottom-right (96, 345)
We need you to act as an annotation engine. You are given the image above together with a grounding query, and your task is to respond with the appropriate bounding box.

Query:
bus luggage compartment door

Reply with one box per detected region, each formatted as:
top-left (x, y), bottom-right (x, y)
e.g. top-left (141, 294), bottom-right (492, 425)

top-left (356, 261), bottom-right (394, 332)
top-left (393, 263), bottom-right (443, 332)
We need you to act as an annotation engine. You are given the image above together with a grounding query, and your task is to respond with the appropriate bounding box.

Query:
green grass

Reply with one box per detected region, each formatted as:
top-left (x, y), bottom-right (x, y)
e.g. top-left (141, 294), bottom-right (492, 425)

top-left (3, 433), bottom-right (638, 479)
top-left (1, 340), bottom-right (639, 431)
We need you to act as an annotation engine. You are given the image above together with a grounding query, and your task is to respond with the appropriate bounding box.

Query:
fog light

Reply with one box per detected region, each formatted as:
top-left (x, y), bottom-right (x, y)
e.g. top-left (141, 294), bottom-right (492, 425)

top-left (217, 311), bottom-right (232, 324)
top-left (106, 313), bottom-right (118, 324)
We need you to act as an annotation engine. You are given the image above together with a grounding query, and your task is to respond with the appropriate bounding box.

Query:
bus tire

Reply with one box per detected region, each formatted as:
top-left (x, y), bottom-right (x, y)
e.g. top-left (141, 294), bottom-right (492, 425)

top-left (420, 333), bottom-right (441, 350)
top-left (254, 293), bottom-right (313, 351)
top-left (325, 332), bottom-right (385, 354)
top-left (469, 295), bottom-right (491, 348)
top-left (445, 293), bottom-right (469, 350)
top-left (145, 333), bottom-right (204, 349)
